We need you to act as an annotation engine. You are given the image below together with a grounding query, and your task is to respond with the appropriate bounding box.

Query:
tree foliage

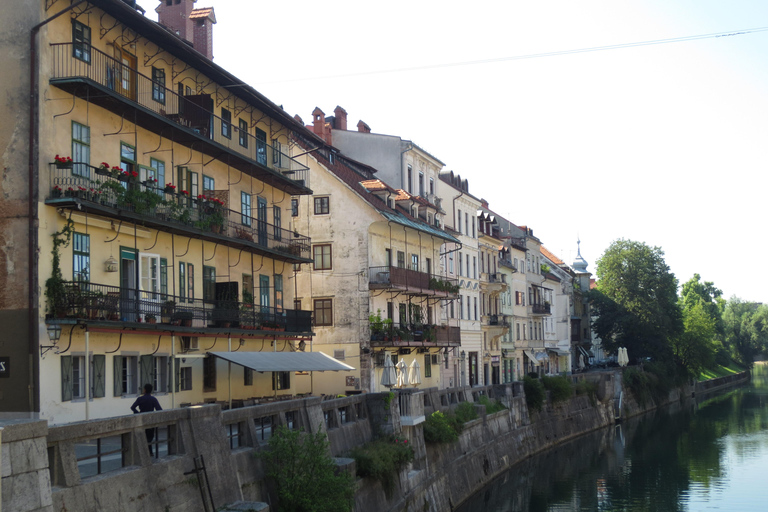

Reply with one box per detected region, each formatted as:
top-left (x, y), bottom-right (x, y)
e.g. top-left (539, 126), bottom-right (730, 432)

top-left (261, 426), bottom-right (355, 512)
top-left (590, 239), bottom-right (682, 361)
top-left (672, 301), bottom-right (717, 377)
top-left (680, 273), bottom-right (725, 336)
top-left (722, 298), bottom-right (768, 367)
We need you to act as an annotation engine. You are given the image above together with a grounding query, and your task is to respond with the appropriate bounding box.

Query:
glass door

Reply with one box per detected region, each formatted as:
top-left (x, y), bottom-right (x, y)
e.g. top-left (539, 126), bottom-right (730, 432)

top-left (120, 248), bottom-right (138, 322)
top-left (257, 196), bottom-right (268, 246)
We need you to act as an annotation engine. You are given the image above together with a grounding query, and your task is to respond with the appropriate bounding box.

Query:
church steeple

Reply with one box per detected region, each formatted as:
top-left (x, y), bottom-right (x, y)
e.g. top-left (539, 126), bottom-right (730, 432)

top-left (573, 238), bottom-right (588, 273)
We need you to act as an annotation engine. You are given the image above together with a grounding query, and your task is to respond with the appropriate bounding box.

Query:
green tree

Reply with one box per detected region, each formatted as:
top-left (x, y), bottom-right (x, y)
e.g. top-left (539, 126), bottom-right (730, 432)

top-left (680, 274), bottom-right (725, 336)
top-left (590, 239), bottom-right (682, 361)
top-left (261, 426), bottom-right (355, 512)
top-left (723, 298), bottom-right (768, 367)
top-left (672, 302), bottom-right (717, 377)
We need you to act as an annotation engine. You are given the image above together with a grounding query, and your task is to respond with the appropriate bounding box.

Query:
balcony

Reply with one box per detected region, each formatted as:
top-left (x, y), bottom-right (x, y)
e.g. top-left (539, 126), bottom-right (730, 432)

top-left (48, 281), bottom-right (313, 335)
top-left (369, 323), bottom-right (461, 348)
top-left (368, 266), bottom-right (459, 298)
top-left (480, 272), bottom-right (508, 295)
top-left (46, 164), bottom-right (311, 263)
top-left (499, 259), bottom-right (517, 271)
top-left (531, 303), bottom-right (552, 315)
top-left (49, 43), bottom-right (310, 195)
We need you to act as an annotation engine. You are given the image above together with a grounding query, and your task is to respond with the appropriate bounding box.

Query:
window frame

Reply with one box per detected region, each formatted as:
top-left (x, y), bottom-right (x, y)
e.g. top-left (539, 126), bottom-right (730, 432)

top-left (73, 232), bottom-right (90, 283)
top-left (151, 67), bottom-right (166, 104)
top-left (221, 108), bottom-right (231, 139)
top-left (313, 244), bottom-right (332, 271)
top-left (313, 298), bottom-right (333, 326)
top-left (72, 121), bottom-right (90, 177)
top-left (238, 119), bottom-right (248, 148)
top-left (314, 196), bottom-right (330, 215)
top-left (72, 20), bottom-right (91, 63)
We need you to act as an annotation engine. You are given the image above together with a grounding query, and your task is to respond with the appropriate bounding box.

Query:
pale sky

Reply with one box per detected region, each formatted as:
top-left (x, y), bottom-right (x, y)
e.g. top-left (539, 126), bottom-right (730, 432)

top-left (152, 1), bottom-right (768, 301)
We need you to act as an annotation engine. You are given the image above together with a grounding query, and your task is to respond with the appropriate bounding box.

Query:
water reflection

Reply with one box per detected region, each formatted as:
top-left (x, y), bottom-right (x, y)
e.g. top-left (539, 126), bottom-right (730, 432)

top-left (457, 363), bottom-right (768, 512)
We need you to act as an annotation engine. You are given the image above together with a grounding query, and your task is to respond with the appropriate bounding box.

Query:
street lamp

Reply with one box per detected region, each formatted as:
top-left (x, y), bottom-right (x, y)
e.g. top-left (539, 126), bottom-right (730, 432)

top-left (47, 323), bottom-right (62, 342)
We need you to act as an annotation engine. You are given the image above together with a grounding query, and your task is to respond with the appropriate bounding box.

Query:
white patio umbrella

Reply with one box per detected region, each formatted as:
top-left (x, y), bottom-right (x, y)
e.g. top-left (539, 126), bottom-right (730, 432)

top-left (381, 355), bottom-right (396, 389)
top-left (408, 359), bottom-right (421, 387)
top-left (396, 358), bottom-right (408, 388)
top-left (579, 354), bottom-right (585, 370)
top-left (623, 347), bottom-right (629, 367)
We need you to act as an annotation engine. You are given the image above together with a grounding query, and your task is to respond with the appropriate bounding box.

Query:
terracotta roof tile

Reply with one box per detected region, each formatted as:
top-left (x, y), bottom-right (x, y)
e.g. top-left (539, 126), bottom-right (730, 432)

top-left (540, 246), bottom-right (564, 265)
top-left (190, 7), bottom-right (216, 21)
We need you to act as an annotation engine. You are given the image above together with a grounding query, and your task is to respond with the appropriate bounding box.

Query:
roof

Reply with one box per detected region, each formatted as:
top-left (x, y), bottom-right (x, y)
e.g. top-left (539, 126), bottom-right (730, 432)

top-left (540, 246), bottom-right (564, 265)
top-left (543, 271), bottom-right (561, 283)
top-left (189, 7), bottom-right (216, 22)
top-left (210, 351), bottom-right (355, 372)
top-left (360, 179), bottom-right (396, 193)
top-left (380, 210), bottom-right (459, 243)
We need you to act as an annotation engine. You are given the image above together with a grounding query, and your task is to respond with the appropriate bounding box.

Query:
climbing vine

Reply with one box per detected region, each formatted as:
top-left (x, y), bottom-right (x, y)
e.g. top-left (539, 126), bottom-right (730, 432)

top-left (45, 217), bottom-right (75, 316)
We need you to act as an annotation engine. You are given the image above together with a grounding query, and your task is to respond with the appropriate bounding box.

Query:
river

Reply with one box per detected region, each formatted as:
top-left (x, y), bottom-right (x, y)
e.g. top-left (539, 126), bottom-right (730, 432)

top-left (456, 362), bottom-right (768, 512)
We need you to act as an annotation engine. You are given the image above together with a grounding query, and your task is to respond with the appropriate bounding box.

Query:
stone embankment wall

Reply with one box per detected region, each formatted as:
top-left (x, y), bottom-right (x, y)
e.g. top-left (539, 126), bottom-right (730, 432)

top-left (0, 370), bottom-right (750, 512)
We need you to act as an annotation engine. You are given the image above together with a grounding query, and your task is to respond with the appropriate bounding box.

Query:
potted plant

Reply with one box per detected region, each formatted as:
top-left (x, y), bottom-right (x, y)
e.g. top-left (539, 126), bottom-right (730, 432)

top-left (369, 309), bottom-right (384, 341)
top-left (161, 300), bottom-right (176, 323)
top-left (109, 166), bottom-right (123, 180)
top-left (239, 304), bottom-right (255, 329)
top-left (172, 310), bottom-right (194, 327)
top-left (145, 313), bottom-right (157, 324)
top-left (53, 155), bottom-right (73, 169)
top-left (164, 183), bottom-right (176, 194)
top-left (51, 185), bottom-right (62, 198)
top-left (95, 162), bottom-right (111, 176)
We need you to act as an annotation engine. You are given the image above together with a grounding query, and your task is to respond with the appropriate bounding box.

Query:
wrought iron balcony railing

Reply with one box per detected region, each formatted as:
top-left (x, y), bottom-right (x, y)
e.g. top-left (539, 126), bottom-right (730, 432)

top-left (47, 164), bottom-right (310, 262)
top-left (49, 43), bottom-right (309, 193)
top-left (369, 322), bottom-right (461, 346)
top-left (368, 266), bottom-right (459, 297)
top-left (531, 303), bottom-right (552, 315)
top-left (49, 281), bottom-right (312, 334)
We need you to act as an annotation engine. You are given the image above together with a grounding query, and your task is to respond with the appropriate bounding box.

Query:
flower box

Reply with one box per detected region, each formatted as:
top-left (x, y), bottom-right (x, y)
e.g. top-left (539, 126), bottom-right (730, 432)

top-left (55, 161), bottom-right (73, 169)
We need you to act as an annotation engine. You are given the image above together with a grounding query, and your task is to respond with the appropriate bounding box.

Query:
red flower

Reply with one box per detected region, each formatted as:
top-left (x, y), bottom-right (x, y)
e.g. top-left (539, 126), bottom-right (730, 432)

top-left (165, 183), bottom-right (176, 189)
top-left (180, 190), bottom-right (188, 195)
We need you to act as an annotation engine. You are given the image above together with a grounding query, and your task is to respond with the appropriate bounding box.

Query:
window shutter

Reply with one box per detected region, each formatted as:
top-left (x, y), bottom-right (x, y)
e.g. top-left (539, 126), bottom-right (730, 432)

top-left (175, 361), bottom-right (180, 393)
top-left (92, 354), bottom-right (105, 398)
top-left (61, 356), bottom-right (73, 402)
top-left (113, 356), bottom-right (122, 396)
top-left (140, 355), bottom-right (153, 390)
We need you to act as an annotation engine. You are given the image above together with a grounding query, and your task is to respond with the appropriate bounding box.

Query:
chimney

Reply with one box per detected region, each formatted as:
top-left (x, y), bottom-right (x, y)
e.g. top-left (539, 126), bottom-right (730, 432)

top-left (357, 120), bottom-right (371, 133)
top-left (312, 107), bottom-right (332, 144)
top-left (480, 198), bottom-right (488, 209)
top-left (294, 114), bottom-right (304, 125)
top-left (333, 106), bottom-right (347, 130)
top-left (156, 0), bottom-right (195, 43)
top-left (190, 7), bottom-right (216, 60)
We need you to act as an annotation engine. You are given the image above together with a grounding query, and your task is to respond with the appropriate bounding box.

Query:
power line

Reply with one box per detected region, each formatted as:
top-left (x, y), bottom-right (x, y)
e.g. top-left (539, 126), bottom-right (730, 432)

top-left (255, 26), bottom-right (768, 85)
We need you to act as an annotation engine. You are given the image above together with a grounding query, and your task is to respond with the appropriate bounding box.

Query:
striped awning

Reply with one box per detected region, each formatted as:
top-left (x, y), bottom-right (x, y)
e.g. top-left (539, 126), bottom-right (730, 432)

top-left (209, 351), bottom-right (355, 372)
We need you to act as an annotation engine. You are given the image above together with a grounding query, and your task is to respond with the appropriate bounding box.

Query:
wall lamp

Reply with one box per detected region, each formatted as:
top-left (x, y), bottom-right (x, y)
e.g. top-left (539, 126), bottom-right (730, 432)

top-left (41, 322), bottom-right (62, 358)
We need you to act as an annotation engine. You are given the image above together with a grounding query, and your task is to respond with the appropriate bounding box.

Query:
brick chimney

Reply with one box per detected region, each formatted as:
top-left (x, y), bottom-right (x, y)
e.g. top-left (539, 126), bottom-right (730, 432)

top-left (156, 0), bottom-right (194, 42)
top-left (190, 7), bottom-right (216, 60)
top-left (357, 120), bottom-right (371, 133)
top-left (312, 107), bottom-right (332, 144)
top-left (333, 106), bottom-right (347, 130)
top-left (480, 198), bottom-right (488, 208)
top-left (156, 1), bottom-right (216, 60)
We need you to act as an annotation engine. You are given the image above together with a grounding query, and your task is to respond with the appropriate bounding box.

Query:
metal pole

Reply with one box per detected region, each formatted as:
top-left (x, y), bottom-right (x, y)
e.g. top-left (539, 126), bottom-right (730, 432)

top-left (227, 336), bottom-right (231, 409)
top-left (171, 335), bottom-right (176, 408)
top-left (85, 330), bottom-right (90, 420)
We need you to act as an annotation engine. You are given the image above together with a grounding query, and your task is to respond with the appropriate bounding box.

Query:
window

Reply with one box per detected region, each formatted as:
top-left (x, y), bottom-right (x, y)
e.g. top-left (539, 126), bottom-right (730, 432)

top-left (226, 422), bottom-right (243, 450)
top-left (73, 233), bottom-right (90, 282)
top-left (178, 366), bottom-right (192, 391)
top-left (274, 274), bottom-right (283, 313)
top-left (75, 435), bottom-right (125, 479)
top-left (426, 258), bottom-right (431, 276)
top-left (72, 122), bottom-right (90, 177)
top-left (244, 367), bottom-right (253, 386)
top-left (397, 251), bottom-right (405, 268)
top-left (273, 205), bottom-right (282, 240)
top-left (473, 257), bottom-right (477, 279)
top-left (221, 108), bottom-right (231, 139)
top-left (314, 299), bottom-right (332, 326)
top-left (203, 266), bottom-right (216, 302)
top-left (241, 192), bottom-right (252, 225)
top-left (449, 253), bottom-right (454, 274)
top-left (466, 256), bottom-right (470, 279)
top-left (179, 262), bottom-right (194, 303)
top-left (293, 299), bottom-right (301, 311)
top-left (113, 355), bottom-right (138, 396)
top-left (291, 198), bottom-right (298, 216)
top-left (407, 165), bottom-right (413, 193)
top-left (153, 356), bottom-right (169, 393)
top-left (457, 209), bottom-right (462, 234)
top-left (418, 172), bottom-right (424, 197)
top-left (429, 177), bottom-right (434, 195)
top-left (238, 119), bottom-right (248, 148)
top-left (474, 297), bottom-right (478, 320)
top-left (459, 253), bottom-right (463, 277)
top-left (139, 254), bottom-right (160, 301)
top-left (314, 196), bottom-right (329, 215)
top-left (472, 218), bottom-right (476, 238)
top-left (202, 175), bottom-right (214, 193)
top-left (313, 244), bottom-right (332, 270)
top-left (254, 416), bottom-right (273, 444)
top-left (272, 371), bottom-right (290, 390)
top-left (72, 20), bottom-right (91, 63)
top-left (151, 67), bottom-right (165, 103)
top-left (121, 143), bottom-right (136, 183)
top-left (411, 254), bottom-right (419, 272)
top-left (255, 128), bottom-right (267, 165)
top-left (203, 356), bottom-right (217, 392)
top-left (465, 212), bottom-right (469, 236)
top-left (150, 158), bottom-right (165, 197)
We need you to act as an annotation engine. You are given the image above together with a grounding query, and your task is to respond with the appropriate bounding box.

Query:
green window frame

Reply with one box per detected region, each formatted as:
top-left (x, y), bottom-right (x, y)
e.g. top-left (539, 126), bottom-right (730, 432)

top-left (241, 192), bottom-right (252, 226)
top-left (72, 121), bottom-right (90, 177)
top-left (179, 262), bottom-right (186, 301)
top-left (152, 67), bottom-right (165, 104)
top-left (73, 233), bottom-right (90, 282)
top-left (221, 108), bottom-right (231, 139)
top-left (273, 205), bottom-right (281, 241)
top-left (160, 258), bottom-right (168, 297)
top-left (203, 266), bottom-right (216, 302)
top-left (274, 274), bottom-right (283, 313)
top-left (202, 175), bottom-right (215, 193)
top-left (72, 20), bottom-right (91, 63)
top-left (424, 354), bottom-right (432, 378)
top-left (180, 262), bottom-right (195, 303)
top-left (150, 158), bottom-right (165, 197)
top-left (238, 119), bottom-right (248, 148)
top-left (177, 167), bottom-right (198, 205)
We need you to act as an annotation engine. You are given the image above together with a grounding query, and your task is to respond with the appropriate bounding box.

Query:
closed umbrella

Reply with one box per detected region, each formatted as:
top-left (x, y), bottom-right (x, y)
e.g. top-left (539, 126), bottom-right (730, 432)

top-left (381, 355), bottom-right (396, 389)
top-left (396, 358), bottom-right (408, 388)
top-left (408, 359), bottom-right (421, 387)
top-left (623, 348), bottom-right (629, 367)
top-left (579, 354), bottom-right (585, 370)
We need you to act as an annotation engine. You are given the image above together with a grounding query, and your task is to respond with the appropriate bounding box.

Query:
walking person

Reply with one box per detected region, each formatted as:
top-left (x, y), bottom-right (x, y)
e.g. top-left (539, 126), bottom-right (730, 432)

top-left (131, 384), bottom-right (162, 455)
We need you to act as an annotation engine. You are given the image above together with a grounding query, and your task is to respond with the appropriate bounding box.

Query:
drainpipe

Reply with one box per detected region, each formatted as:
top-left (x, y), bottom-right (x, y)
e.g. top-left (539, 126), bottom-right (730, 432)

top-left (28, 0), bottom-right (88, 413)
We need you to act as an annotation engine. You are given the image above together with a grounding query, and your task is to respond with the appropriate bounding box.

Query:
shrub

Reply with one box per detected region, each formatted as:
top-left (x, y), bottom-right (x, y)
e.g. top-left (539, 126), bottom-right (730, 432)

top-left (574, 379), bottom-right (599, 405)
top-left (477, 394), bottom-right (506, 414)
top-left (423, 411), bottom-right (459, 444)
top-left (454, 401), bottom-right (479, 424)
top-left (351, 435), bottom-right (414, 496)
top-left (260, 426), bottom-right (355, 512)
top-left (524, 376), bottom-right (545, 412)
top-left (542, 375), bottom-right (573, 403)
top-left (623, 366), bottom-right (652, 406)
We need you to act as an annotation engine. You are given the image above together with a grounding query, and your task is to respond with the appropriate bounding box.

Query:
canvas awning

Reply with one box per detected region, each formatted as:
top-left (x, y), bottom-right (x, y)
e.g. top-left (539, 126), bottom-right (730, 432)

top-left (209, 351), bottom-right (355, 372)
top-left (577, 346), bottom-right (590, 359)
top-left (549, 348), bottom-right (570, 356)
top-left (524, 350), bottom-right (540, 366)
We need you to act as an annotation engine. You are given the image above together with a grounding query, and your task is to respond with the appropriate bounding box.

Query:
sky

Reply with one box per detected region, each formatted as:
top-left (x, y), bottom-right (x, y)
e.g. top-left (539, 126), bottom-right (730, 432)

top-left (151, 1), bottom-right (768, 301)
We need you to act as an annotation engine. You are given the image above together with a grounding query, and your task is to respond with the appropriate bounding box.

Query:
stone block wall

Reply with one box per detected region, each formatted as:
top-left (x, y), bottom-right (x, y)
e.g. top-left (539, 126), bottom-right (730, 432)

top-left (0, 419), bottom-right (53, 512)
